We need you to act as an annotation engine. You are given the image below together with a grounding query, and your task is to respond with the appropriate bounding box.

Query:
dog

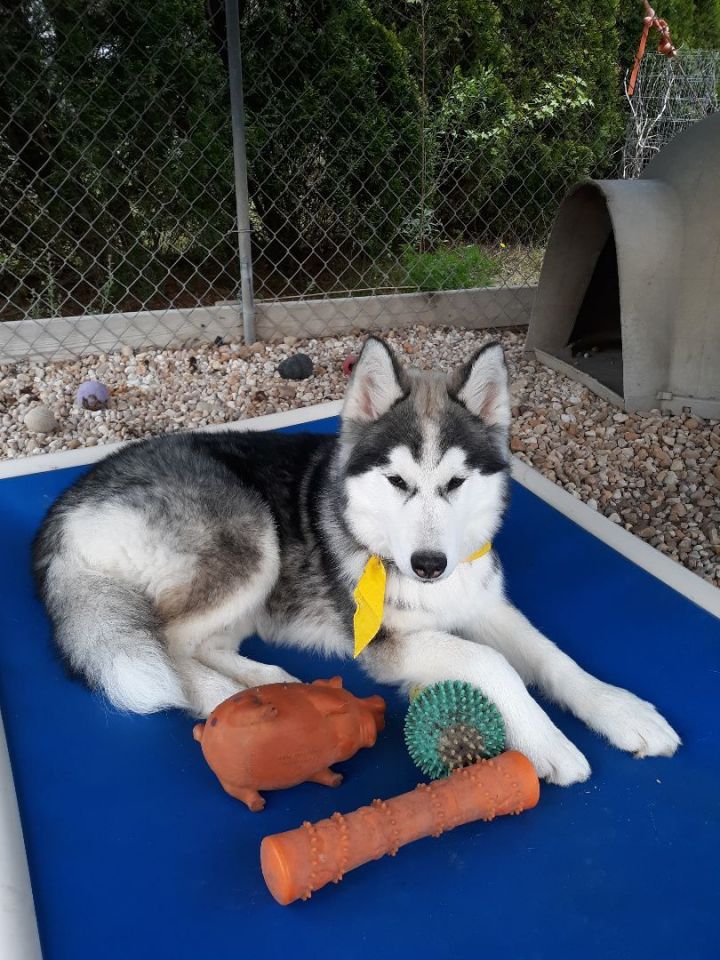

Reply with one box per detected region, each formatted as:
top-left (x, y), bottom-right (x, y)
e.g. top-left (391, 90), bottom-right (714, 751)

top-left (32, 336), bottom-right (680, 784)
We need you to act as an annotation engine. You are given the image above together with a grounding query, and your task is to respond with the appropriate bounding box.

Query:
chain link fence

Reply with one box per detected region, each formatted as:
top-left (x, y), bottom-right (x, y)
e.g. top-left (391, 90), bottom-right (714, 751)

top-left (237, 0), bottom-right (615, 339)
top-left (1, 0), bottom-right (241, 359)
top-left (1, 1), bottom-right (715, 363)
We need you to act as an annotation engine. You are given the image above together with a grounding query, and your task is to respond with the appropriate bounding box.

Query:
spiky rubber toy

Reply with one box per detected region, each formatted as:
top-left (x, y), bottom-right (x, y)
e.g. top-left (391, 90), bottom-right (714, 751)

top-left (404, 680), bottom-right (506, 779)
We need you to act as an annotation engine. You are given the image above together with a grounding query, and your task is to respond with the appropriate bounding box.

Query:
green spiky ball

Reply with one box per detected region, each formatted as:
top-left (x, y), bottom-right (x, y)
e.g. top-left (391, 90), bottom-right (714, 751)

top-left (404, 680), bottom-right (506, 780)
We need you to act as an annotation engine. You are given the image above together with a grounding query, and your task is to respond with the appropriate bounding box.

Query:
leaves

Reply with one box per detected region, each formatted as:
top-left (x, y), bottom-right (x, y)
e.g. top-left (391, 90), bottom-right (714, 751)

top-left (401, 243), bottom-right (497, 291)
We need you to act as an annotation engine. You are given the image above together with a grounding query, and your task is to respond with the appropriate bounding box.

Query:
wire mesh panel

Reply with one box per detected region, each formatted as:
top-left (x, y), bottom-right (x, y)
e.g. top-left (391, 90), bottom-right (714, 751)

top-left (622, 50), bottom-right (720, 178)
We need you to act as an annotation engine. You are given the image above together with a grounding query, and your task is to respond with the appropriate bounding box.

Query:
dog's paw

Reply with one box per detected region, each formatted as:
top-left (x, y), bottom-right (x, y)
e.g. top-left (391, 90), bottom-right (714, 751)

top-left (260, 665), bottom-right (300, 686)
top-left (584, 683), bottom-right (681, 758)
top-left (223, 660), bottom-right (300, 689)
top-left (531, 737), bottom-right (592, 787)
top-left (507, 722), bottom-right (591, 786)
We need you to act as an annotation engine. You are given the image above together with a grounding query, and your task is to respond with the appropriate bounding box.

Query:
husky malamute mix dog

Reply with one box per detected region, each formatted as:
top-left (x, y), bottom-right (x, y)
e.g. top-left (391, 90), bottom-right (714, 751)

top-left (33, 337), bottom-right (679, 784)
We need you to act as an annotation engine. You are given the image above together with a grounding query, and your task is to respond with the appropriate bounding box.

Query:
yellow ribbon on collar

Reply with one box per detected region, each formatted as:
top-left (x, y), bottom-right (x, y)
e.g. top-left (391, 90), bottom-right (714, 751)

top-left (352, 541), bottom-right (492, 658)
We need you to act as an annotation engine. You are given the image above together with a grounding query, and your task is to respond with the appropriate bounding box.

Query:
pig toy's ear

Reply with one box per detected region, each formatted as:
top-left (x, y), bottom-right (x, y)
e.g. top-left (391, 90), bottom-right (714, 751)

top-left (312, 677), bottom-right (344, 689)
top-left (308, 688), bottom-right (348, 716)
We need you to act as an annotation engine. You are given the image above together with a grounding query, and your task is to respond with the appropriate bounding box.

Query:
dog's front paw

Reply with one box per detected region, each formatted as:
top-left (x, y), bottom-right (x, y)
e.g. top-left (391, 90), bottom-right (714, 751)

top-left (264, 665), bottom-right (300, 685)
top-left (506, 721), bottom-right (591, 786)
top-left (584, 683), bottom-right (681, 758)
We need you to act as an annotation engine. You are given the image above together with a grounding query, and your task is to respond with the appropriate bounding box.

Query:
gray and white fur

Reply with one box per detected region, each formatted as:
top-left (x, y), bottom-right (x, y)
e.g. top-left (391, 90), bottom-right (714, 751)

top-left (33, 337), bottom-right (680, 785)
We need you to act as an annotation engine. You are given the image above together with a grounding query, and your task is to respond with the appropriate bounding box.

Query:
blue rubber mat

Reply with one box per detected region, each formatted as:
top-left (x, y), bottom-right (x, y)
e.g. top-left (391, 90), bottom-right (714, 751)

top-left (0, 416), bottom-right (718, 960)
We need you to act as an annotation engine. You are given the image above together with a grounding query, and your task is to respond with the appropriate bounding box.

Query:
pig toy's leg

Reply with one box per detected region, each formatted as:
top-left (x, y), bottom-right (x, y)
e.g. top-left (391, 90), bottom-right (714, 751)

top-left (309, 768), bottom-right (343, 787)
top-left (220, 782), bottom-right (266, 812)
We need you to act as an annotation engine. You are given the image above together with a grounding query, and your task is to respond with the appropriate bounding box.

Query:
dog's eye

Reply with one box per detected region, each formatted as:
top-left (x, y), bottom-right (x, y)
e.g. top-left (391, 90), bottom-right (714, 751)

top-left (446, 476), bottom-right (466, 493)
top-left (387, 475), bottom-right (409, 492)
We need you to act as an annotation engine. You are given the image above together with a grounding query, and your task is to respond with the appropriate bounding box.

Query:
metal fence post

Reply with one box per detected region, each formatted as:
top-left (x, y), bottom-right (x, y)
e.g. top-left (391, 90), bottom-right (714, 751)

top-left (225, 0), bottom-right (256, 344)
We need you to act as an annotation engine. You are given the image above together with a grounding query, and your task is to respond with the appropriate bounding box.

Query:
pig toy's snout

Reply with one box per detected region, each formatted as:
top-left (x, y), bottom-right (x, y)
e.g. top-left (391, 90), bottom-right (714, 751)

top-left (193, 723), bottom-right (205, 742)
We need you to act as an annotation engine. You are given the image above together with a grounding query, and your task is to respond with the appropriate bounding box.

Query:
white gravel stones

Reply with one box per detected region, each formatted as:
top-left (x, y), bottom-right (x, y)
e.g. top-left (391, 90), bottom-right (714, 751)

top-left (1, 325), bottom-right (718, 587)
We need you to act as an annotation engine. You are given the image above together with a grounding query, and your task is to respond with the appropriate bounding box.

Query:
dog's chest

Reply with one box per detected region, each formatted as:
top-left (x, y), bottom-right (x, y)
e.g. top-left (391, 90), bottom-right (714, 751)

top-left (383, 557), bottom-right (500, 635)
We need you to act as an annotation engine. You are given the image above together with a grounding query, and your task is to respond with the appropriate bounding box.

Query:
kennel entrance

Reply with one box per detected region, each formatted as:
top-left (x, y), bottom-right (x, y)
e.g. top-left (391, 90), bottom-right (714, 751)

top-left (526, 112), bottom-right (720, 418)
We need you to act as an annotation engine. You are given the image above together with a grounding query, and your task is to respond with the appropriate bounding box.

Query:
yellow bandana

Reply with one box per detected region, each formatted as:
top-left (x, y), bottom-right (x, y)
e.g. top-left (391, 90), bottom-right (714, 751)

top-left (352, 542), bottom-right (492, 658)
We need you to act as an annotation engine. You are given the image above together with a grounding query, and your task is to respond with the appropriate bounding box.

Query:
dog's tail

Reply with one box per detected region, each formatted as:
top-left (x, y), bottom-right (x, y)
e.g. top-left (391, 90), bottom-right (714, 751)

top-left (34, 553), bottom-right (187, 714)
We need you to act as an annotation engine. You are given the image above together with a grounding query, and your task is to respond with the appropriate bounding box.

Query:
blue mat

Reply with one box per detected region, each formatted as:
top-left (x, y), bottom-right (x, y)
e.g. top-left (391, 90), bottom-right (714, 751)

top-left (1, 416), bottom-right (718, 960)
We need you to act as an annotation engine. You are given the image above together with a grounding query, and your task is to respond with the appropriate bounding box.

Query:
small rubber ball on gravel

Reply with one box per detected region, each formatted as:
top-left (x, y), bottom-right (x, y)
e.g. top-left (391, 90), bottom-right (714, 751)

top-left (75, 380), bottom-right (110, 411)
top-left (278, 353), bottom-right (314, 380)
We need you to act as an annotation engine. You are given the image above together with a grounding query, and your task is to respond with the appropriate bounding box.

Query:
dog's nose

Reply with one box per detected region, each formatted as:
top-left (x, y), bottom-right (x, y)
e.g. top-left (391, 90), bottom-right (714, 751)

top-left (411, 551), bottom-right (447, 581)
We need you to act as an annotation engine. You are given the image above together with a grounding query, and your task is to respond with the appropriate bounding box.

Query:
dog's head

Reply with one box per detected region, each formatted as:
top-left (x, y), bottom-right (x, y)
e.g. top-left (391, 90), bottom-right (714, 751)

top-left (339, 337), bottom-right (510, 582)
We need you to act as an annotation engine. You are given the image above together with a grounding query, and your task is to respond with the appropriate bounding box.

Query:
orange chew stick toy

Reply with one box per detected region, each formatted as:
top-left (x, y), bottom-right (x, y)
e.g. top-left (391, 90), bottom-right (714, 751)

top-left (261, 750), bottom-right (539, 905)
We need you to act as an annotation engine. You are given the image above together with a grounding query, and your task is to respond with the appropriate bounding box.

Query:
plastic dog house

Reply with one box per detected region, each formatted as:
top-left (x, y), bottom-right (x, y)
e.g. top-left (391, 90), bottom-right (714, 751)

top-left (526, 111), bottom-right (720, 418)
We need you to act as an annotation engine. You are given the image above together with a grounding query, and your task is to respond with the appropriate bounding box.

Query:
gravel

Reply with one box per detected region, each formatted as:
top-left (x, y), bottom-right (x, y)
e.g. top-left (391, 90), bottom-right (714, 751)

top-left (1, 325), bottom-right (718, 588)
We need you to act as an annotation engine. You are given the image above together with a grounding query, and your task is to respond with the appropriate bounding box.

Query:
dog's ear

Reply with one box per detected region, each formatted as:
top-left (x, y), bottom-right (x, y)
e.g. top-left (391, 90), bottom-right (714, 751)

top-left (451, 343), bottom-right (510, 428)
top-left (342, 337), bottom-right (407, 423)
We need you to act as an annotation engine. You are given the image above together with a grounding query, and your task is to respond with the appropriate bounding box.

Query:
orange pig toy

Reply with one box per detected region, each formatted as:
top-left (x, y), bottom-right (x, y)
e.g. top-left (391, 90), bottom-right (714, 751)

top-left (193, 678), bottom-right (386, 811)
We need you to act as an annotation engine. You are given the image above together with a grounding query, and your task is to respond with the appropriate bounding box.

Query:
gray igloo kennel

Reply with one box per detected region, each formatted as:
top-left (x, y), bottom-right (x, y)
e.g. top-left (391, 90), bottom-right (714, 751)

top-left (526, 111), bottom-right (720, 418)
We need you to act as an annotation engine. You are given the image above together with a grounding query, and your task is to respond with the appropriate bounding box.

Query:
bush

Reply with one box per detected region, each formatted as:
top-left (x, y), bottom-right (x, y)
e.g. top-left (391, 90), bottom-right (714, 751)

top-left (0, 0), bottom-right (235, 313)
top-left (241, 0), bottom-right (420, 262)
top-left (401, 244), bottom-right (497, 291)
top-left (490, 0), bottom-right (624, 239)
top-left (370, 0), bottom-right (625, 245)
